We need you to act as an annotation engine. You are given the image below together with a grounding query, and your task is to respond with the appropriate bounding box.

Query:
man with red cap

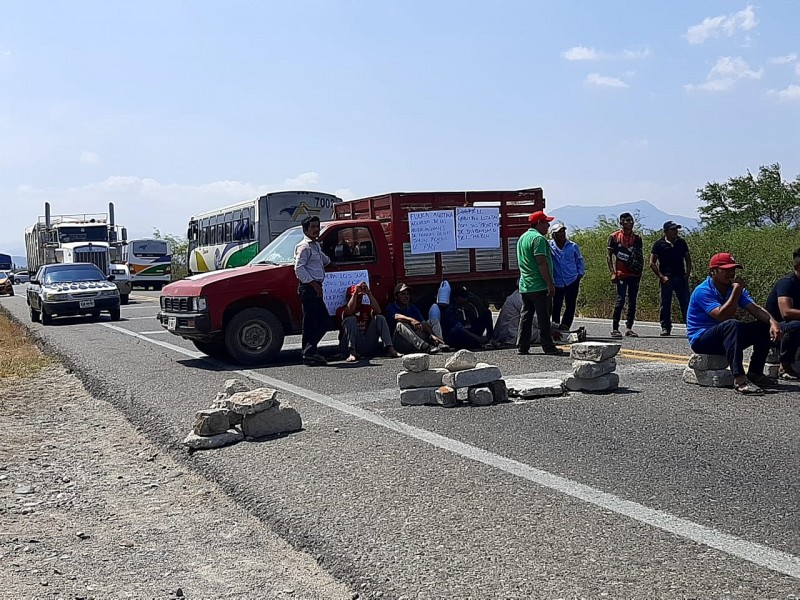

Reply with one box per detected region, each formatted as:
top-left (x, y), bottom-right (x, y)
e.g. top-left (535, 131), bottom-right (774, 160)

top-left (686, 252), bottom-right (782, 395)
top-left (516, 210), bottom-right (566, 356)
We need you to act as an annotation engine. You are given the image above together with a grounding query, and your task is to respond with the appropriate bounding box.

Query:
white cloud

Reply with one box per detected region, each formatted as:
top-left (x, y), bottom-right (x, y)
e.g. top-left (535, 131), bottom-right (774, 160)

top-left (283, 171), bottom-right (319, 187)
top-left (0, 49), bottom-right (10, 57)
top-left (585, 73), bottom-right (629, 88)
top-left (562, 46), bottom-right (651, 61)
top-left (768, 54), bottom-right (798, 65)
top-left (684, 56), bottom-right (762, 93)
top-left (769, 84), bottom-right (800, 102)
top-left (685, 6), bottom-right (758, 44)
top-left (79, 151), bottom-right (100, 164)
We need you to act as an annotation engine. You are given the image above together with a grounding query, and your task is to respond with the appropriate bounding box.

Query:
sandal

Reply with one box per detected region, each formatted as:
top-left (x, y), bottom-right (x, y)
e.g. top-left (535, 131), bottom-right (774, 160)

top-left (610, 330), bottom-right (622, 338)
top-left (625, 330), bottom-right (639, 337)
top-left (733, 381), bottom-right (763, 395)
top-left (779, 365), bottom-right (800, 380)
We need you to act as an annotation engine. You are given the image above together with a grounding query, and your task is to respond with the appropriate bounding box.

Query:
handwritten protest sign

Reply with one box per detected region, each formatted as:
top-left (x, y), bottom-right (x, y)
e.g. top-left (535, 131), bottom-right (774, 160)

top-left (409, 210), bottom-right (456, 254)
top-left (323, 270), bottom-right (370, 315)
top-left (456, 207), bottom-right (500, 249)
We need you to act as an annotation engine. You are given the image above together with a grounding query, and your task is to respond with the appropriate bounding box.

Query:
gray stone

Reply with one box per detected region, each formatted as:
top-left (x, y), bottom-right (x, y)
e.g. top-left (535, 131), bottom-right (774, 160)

top-left (766, 363), bottom-right (780, 379)
top-left (241, 405), bottom-right (302, 438)
top-left (402, 353), bottom-right (430, 373)
top-left (183, 429), bottom-right (244, 449)
top-left (766, 347), bottom-right (780, 365)
top-left (682, 367), bottom-right (734, 388)
top-left (487, 379), bottom-right (509, 403)
top-left (223, 378), bottom-right (250, 397)
top-left (397, 368), bottom-right (448, 390)
top-left (400, 387), bottom-right (438, 406)
top-left (227, 410), bottom-right (243, 426)
top-left (572, 358), bottom-right (616, 379)
top-left (441, 363), bottom-right (501, 388)
top-left (564, 373), bottom-right (620, 392)
top-left (225, 388), bottom-right (278, 415)
top-left (687, 353), bottom-right (729, 371)
top-left (506, 378), bottom-right (565, 398)
top-left (570, 342), bottom-right (621, 362)
top-left (193, 408), bottom-right (230, 436)
top-left (435, 385), bottom-right (458, 408)
top-left (445, 349), bottom-right (478, 372)
top-left (467, 386), bottom-right (494, 406)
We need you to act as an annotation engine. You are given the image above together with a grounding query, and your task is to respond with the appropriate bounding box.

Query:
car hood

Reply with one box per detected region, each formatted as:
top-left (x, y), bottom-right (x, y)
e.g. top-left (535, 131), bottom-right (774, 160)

top-left (43, 281), bottom-right (117, 292)
top-left (163, 264), bottom-right (293, 295)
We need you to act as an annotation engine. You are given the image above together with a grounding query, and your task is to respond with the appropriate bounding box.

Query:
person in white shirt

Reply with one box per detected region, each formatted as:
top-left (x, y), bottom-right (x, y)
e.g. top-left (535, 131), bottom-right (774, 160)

top-left (294, 216), bottom-right (331, 366)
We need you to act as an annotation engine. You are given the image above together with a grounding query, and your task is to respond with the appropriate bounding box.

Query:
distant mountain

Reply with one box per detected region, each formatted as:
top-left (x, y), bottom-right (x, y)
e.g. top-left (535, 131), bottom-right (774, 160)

top-left (549, 200), bottom-right (700, 232)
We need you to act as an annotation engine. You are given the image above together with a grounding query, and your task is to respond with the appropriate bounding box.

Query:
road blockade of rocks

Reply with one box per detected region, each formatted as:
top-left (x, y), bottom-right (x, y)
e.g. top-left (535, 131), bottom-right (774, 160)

top-left (397, 350), bottom-right (508, 407)
top-left (564, 342), bottom-right (621, 392)
top-left (683, 353), bottom-right (733, 387)
top-left (183, 379), bottom-right (302, 449)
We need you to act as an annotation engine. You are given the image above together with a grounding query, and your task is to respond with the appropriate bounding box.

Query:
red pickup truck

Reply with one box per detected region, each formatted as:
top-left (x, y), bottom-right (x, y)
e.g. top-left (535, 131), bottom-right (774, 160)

top-left (157, 188), bottom-right (545, 364)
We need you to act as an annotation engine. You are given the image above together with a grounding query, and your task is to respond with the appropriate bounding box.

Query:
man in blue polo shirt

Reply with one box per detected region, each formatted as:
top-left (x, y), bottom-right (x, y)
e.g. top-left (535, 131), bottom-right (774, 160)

top-left (765, 247), bottom-right (800, 379)
top-left (686, 252), bottom-right (782, 395)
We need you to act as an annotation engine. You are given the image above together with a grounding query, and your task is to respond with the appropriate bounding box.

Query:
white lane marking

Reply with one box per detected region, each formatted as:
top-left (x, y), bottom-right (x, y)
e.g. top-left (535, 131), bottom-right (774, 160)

top-left (124, 316), bottom-right (159, 321)
top-left (100, 323), bottom-right (800, 580)
top-left (138, 330), bottom-right (169, 335)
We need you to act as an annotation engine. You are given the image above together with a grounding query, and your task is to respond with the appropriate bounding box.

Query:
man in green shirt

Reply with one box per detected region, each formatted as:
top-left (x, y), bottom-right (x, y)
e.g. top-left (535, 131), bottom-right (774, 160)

top-left (517, 210), bottom-right (566, 356)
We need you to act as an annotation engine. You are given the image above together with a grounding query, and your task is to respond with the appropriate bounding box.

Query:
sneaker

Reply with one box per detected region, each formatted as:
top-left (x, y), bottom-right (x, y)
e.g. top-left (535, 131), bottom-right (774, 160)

top-left (543, 347), bottom-right (567, 356)
top-left (517, 349), bottom-right (530, 355)
top-left (428, 345), bottom-right (441, 354)
top-left (610, 330), bottom-right (622, 338)
top-left (660, 328), bottom-right (670, 336)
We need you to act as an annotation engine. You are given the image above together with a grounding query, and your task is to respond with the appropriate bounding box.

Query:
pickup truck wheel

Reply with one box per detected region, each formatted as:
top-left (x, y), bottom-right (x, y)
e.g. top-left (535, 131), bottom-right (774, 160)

top-left (41, 311), bottom-right (53, 326)
top-left (120, 294), bottom-right (130, 305)
top-left (192, 340), bottom-right (229, 360)
top-left (109, 307), bottom-right (121, 321)
top-left (224, 307), bottom-right (284, 365)
top-left (30, 306), bottom-right (40, 323)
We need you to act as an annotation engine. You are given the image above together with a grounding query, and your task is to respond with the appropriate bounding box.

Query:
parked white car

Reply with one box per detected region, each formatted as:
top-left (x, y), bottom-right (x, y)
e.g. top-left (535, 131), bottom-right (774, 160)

top-left (13, 270), bottom-right (30, 284)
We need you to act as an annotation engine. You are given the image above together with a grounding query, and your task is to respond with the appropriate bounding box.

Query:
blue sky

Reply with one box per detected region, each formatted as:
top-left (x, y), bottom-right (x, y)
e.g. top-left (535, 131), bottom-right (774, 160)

top-left (1, 1), bottom-right (798, 253)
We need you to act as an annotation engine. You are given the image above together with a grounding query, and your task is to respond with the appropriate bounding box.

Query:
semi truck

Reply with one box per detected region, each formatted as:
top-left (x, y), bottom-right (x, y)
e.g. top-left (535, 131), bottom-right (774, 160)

top-left (157, 187), bottom-right (545, 365)
top-left (24, 203), bottom-right (133, 304)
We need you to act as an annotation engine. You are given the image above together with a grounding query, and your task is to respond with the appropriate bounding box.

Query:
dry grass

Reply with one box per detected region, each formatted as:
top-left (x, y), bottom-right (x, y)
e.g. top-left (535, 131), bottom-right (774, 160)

top-left (0, 311), bottom-right (51, 378)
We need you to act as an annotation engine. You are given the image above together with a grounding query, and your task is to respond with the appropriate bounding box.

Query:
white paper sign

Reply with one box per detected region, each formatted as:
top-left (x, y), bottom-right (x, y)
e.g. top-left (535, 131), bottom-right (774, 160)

top-left (323, 270), bottom-right (370, 315)
top-left (456, 207), bottom-right (500, 249)
top-left (408, 210), bottom-right (457, 254)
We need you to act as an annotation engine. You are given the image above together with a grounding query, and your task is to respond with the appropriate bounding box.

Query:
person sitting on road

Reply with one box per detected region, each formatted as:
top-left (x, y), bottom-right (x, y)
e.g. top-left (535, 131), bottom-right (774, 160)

top-left (686, 252), bottom-right (782, 395)
top-left (384, 283), bottom-right (447, 354)
top-left (764, 247), bottom-right (800, 380)
top-left (441, 287), bottom-right (494, 350)
top-left (336, 282), bottom-right (401, 363)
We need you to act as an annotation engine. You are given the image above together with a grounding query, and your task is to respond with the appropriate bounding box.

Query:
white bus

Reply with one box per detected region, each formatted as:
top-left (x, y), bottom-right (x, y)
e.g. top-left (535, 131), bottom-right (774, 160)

top-left (186, 190), bottom-right (342, 274)
top-left (123, 238), bottom-right (172, 289)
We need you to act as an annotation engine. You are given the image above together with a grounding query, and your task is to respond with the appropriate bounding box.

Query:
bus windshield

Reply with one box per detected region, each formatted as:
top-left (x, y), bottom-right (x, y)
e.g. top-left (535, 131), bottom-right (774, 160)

top-left (250, 226), bottom-right (305, 266)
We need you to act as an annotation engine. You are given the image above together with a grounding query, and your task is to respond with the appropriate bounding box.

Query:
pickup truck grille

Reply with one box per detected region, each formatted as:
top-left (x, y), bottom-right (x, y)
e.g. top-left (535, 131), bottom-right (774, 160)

top-left (162, 296), bottom-right (191, 312)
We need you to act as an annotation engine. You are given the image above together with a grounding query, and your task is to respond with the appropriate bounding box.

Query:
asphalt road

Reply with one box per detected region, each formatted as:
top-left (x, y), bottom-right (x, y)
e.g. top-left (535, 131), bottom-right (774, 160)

top-left (2, 286), bottom-right (799, 599)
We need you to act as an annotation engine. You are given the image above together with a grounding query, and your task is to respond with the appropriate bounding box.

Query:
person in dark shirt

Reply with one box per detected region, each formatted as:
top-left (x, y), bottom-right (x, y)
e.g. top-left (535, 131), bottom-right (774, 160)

top-left (649, 220), bottom-right (693, 336)
top-left (764, 248), bottom-right (800, 379)
top-left (441, 287), bottom-right (494, 350)
top-left (384, 283), bottom-right (447, 354)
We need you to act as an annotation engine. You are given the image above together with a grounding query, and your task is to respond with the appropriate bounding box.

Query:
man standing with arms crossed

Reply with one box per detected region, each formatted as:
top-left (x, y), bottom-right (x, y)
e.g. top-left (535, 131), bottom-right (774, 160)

top-left (294, 216), bottom-right (330, 366)
top-left (517, 211), bottom-right (565, 356)
top-left (650, 220), bottom-right (693, 337)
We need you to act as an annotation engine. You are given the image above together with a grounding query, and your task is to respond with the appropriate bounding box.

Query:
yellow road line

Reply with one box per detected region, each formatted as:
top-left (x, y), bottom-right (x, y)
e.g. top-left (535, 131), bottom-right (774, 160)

top-left (130, 295), bottom-right (158, 302)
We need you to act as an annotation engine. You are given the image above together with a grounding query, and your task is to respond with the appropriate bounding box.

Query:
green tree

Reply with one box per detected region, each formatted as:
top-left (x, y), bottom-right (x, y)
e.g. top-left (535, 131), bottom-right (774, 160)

top-left (152, 228), bottom-right (189, 281)
top-left (697, 163), bottom-right (800, 230)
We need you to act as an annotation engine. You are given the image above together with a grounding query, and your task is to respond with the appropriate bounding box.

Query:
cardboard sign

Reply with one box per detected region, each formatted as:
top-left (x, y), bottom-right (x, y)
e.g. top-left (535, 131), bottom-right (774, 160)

top-left (409, 210), bottom-right (457, 254)
top-left (323, 270), bottom-right (370, 315)
top-left (456, 207), bottom-right (500, 249)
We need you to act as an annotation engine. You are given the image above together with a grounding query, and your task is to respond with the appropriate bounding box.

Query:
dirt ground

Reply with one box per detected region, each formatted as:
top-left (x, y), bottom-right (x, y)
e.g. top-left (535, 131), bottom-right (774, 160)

top-left (0, 362), bottom-right (354, 600)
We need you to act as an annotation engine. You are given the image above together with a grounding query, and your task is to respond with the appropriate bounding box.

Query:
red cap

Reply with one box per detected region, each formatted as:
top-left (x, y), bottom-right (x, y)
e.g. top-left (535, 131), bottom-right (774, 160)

top-left (709, 252), bottom-right (742, 269)
top-left (528, 210), bottom-right (555, 225)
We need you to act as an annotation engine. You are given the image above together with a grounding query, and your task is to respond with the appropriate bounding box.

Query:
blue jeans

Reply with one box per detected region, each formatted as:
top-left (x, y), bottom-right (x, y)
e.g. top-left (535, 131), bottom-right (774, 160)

top-left (612, 277), bottom-right (641, 331)
top-left (659, 276), bottom-right (690, 332)
top-left (778, 320), bottom-right (800, 365)
top-left (690, 319), bottom-right (770, 378)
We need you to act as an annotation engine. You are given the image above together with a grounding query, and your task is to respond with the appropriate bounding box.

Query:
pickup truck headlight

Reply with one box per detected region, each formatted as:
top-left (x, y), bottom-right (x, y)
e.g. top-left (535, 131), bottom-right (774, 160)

top-left (45, 292), bottom-right (68, 301)
top-left (195, 297), bottom-right (208, 311)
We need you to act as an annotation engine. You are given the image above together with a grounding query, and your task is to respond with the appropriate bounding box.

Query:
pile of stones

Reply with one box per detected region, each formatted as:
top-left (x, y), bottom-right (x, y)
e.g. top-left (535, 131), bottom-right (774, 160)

top-left (682, 353), bottom-right (732, 387)
top-left (183, 379), bottom-right (302, 449)
top-left (564, 342), bottom-right (621, 392)
top-left (397, 350), bottom-right (507, 407)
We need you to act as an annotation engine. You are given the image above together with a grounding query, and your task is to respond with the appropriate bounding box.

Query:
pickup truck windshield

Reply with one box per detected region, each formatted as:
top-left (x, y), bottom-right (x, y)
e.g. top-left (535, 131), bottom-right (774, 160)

top-left (250, 226), bottom-right (305, 265)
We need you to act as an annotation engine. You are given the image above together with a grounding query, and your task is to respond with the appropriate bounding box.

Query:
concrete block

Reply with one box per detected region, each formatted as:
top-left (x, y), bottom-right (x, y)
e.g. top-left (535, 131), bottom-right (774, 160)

top-left (402, 353), bottom-right (430, 373)
top-left (400, 387), bottom-right (438, 406)
top-left (241, 405), bottom-right (302, 438)
top-left (570, 342), bottom-right (621, 362)
top-left (193, 408), bottom-right (230, 436)
top-left (766, 347), bottom-right (780, 365)
top-left (225, 388), bottom-right (278, 415)
top-left (183, 429), bottom-right (243, 449)
top-left (445, 349), bottom-right (478, 372)
top-left (487, 379), bottom-right (510, 403)
top-left (506, 378), bottom-right (565, 398)
top-left (564, 373), bottom-right (620, 392)
top-left (682, 367), bottom-right (734, 388)
top-left (467, 386), bottom-right (494, 406)
top-left (441, 363), bottom-right (501, 388)
top-left (572, 358), bottom-right (616, 379)
top-left (435, 386), bottom-right (458, 408)
top-left (766, 363), bottom-right (780, 379)
top-left (687, 353), bottom-right (728, 371)
top-left (397, 368), bottom-right (448, 390)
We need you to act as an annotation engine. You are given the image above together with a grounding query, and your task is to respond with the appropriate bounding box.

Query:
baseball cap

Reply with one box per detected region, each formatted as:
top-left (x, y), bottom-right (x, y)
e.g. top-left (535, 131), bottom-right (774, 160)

top-left (528, 210), bottom-right (555, 225)
top-left (663, 220), bottom-right (682, 231)
top-left (550, 222), bottom-right (567, 233)
top-left (709, 252), bottom-right (742, 269)
top-left (394, 282), bottom-right (411, 295)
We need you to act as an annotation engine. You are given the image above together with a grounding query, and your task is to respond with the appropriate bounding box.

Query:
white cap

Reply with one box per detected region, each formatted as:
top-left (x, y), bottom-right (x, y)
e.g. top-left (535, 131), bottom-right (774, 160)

top-left (550, 222), bottom-right (567, 234)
